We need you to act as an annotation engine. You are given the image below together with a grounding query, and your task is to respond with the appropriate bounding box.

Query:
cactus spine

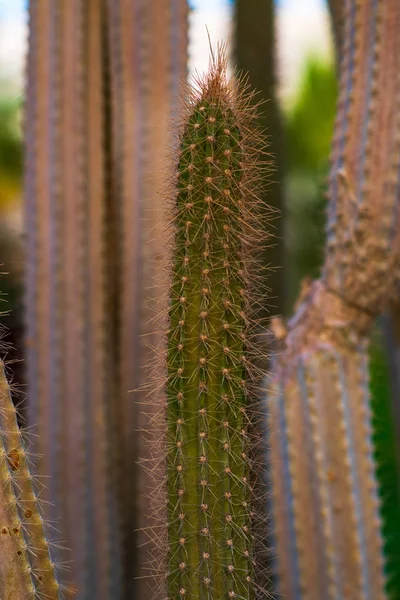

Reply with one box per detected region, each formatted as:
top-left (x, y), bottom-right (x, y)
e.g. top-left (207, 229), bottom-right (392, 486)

top-left (163, 49), bottom-right (267, 600)
top-left (0, 361), bottom-right (61, 599)
top-left (268, 0), bottom-right (400, 597)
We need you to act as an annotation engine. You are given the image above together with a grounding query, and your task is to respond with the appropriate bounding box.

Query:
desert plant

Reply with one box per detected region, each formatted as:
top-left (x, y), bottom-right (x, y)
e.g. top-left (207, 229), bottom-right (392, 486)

top-left (105, 2), bottom-right (188, 595)
top-left (24, 0), bottom-right (188, 598)
top-left (0, 359), bottom-right (61, 599)
top-left (234, 0), bottom-right (283, 317)
top-left (268, 0), bottom-right (400, 597)
top-left (159, 47), bottom-right (269, 600)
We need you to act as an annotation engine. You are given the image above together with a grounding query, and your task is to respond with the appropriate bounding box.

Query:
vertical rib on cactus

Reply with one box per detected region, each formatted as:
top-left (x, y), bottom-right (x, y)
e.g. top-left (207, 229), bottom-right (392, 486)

top-left (161, 48), bottom-right (268, 600)
top-left (268, 0), bottom-right (400, 597)
top-left (105, 1), bottom-right (188, 596)
top-left (0, 361), bottom-right (61, 599)
top-left (24, 1), bottom-right (122, 597)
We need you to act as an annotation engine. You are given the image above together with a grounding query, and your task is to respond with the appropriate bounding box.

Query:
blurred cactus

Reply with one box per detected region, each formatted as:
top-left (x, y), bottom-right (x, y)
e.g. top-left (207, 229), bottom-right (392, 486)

top-left (162, 49), bottom-right (269, 599)
top-left (268, 0), bottom-right (400, 597)
top-left (327, 0), bottom-right (343, 67)
top-left (0, 361), bottom-right (61, 599)
top-left (105, 2), bottom-right (188, 596)
top-left (234, 0), bottom-right (283, 316)
top-left (24, 1), bottom-right (188, 598)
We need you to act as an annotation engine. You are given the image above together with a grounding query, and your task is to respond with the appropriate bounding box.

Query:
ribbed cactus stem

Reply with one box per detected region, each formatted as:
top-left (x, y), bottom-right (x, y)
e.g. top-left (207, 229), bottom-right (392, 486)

top-left (24, 2), bottom-right (123, 596)
top-left (269, 284), bottom-right (387, 599)
top-left (0, 362), bottom-right (61, 599)
top-left (105, 2), bottom-right (188, 596)
top-left (165, 50), bottom-right (266, 600)
top-left (268, 1), bottom-right (400, 596)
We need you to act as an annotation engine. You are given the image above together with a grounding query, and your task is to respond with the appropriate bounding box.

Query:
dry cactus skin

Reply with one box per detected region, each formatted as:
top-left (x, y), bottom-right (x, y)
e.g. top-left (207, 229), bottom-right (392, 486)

top-left (25, 0), bottom-right (188, 598)
top-left (24, 1), bottom-right (122, 597)
top-left (268, 0), bottom-right (400, 597)
top-left (0, 362), bottom-right (61, 599)
top-left (147, 47), bottom-right (272, 600)
top-left (105, 1), bottom-right (188, 597)
top-left (327, 0), bottom-right (343, 65)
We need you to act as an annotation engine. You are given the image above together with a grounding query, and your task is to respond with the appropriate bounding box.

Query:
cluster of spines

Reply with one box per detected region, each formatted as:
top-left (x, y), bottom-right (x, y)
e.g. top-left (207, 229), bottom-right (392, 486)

top-left (0, 361), bottom-right (62, 599)
top-left (161, 50), bottom-right (269, 600)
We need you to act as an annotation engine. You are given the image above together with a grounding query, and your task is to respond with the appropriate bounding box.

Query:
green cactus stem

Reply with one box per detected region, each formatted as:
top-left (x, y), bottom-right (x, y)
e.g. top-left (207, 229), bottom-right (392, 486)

top-left (0, 361), bottom-right (61, 599)
top-left (105, 2), bottom-right (188, 595)
top-left (163, 48), bottom-right (269, 600)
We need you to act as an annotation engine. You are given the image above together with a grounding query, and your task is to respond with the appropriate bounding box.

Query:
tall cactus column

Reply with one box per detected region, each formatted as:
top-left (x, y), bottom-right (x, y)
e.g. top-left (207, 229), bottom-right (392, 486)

top-left (268, 0), bottom-right (400, 598)
top-left (162, 49), bottom-right (269, 600)
top-left (24, 1), bottom-right (122, 597)
top-left (106, 1), bottom-right (188, 597)
top-left (25, 0), bottom-right (189, 598)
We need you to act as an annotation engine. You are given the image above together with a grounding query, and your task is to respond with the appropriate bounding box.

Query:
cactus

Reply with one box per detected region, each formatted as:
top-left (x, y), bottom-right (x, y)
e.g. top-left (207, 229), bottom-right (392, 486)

top-left (0, 360), bottom-right (61, 599)
top-left (105, 2), bottom-right (188, 596)
top-left (234, 0), bottom-right (284, 316)
top-left (159, 48), bottom-right (269, 600)
top-left (327, 0), bottom-right (343, 67)
top-left (24, 0), bottom-right (188, 597)
top-left (24, 1), bottom-right (123, 597)
top-left (268, 0), bottom-right (400, 597)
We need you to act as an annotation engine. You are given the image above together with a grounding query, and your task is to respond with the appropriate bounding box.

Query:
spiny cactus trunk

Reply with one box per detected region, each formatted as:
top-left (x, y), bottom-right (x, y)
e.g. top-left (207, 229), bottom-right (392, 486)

top-left (106, 1), bottom-right (188, 596)
top-left (162, 50), bottom-right (268, 600)
top-left (268, 0), bottom-right (400, 597)
top-left (25, 0), bottom-right (188, 597)
top-left (24, 1), bottom-right (122, 597)
top-left (0, 361), bottom-right (61, 599)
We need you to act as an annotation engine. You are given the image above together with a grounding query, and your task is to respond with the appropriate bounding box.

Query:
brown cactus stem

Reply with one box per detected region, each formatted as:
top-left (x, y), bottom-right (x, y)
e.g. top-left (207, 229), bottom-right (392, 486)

top-left (269, 2), bottom-right (400, 595)
top-left (24, 1), bottom-right (122, 597)
top-left (327, 0), bottom-right (343, 68)
top-left (269, 284), bottom-right (387, 599)
top-left (327, 0), bottom-right (400, 537)
top-left (105, 1), bottom-right (188, 596)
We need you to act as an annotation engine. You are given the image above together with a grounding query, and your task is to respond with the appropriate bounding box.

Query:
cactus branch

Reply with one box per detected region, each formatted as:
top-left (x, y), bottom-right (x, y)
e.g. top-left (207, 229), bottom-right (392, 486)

top-left (268, 0), bottom-right (400, 597)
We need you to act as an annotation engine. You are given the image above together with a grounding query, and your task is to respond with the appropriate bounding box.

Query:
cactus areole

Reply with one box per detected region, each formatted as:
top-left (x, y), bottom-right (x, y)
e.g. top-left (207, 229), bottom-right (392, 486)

top-left (164, 49), bottom-right (268, 600)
